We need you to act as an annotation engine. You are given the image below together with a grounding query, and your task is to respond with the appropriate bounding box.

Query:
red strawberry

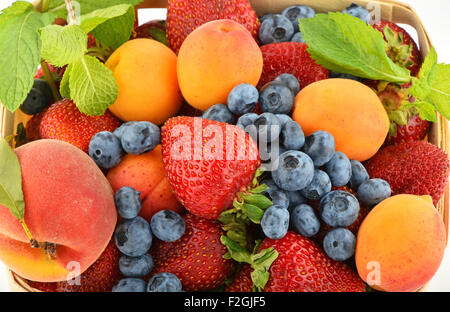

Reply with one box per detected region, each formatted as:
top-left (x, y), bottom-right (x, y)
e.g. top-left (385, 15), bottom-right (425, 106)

top-left (29, 239), bottom-right (122, 292)
top-left (39, 99), bottom-right (121, 153)
top-left (372, 21), bottom-right (421, 76)
top-left (25, 112), bottom-right (45, 142)
top-left (161, 116), bottom-right (261, 219)
top-left (150, 213), bottom-right (234, 291)
top-left (258, 42), bottom-right (329, 90)
top-left (166, 0), bottom-right (260, 53)
top-left (385, 113), bottom-right (429, 146)
top-left (226, 232), bottom-right (366, 292)
top-left (364, 140), bottom-right (450, 206)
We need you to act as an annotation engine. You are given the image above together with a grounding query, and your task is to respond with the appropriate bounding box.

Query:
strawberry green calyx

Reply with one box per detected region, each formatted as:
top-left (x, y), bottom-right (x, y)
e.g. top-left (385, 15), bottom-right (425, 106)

top-left (221, 235), bottom-right (278, 292)
top-left (382, 26), bottom-right (414, 69)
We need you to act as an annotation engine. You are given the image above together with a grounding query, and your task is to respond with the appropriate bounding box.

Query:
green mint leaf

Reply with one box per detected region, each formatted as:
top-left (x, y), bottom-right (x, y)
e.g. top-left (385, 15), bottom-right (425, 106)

top-left (40, 25), bottom-right (87, 67)
top-left (427, 63), bottom-right (450, 120)
top-left (409, 47), bottom-right (438, 99)
top-left (415, 100), bottom-right (437, 122)
top-left (0, 138), bottom-right (25, 221)
top-left (59, 63), bottom-right (73, 98)
top-left (89, 4), bottom-right (135, 49)
top-left (80, 4), bottom-right (132, 33)
top-left (48, 0), bottom-right (143, 19)
top-left (149, 27), bottom-right (168, 46)
top-left (69, 55), bottom-right (118, 116)
top-left (299, 13), bottom-right (411, 83)
top-left (0, 11), bottom-right (50, 112)
top-left (0, 1), bottom-right (34, 28)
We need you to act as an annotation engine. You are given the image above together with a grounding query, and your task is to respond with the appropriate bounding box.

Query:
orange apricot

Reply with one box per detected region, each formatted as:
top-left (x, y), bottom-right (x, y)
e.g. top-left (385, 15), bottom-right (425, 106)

top-left (292, 78), bottom-right (389, 161)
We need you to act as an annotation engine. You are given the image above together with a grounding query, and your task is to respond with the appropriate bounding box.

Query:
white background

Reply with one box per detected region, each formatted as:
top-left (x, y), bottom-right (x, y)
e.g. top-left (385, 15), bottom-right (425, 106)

top-left (0, 0), bottom-right (449, 292)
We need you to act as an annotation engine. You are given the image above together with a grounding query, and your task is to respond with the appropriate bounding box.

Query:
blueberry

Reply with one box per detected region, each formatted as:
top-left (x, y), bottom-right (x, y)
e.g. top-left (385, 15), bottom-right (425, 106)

top-left (275, 114), bottom-right (292, 127)
top-left (237, 113), bottom-right (258, 129)
top-left (20, 79), bottom-right (53, 115)
top-left (261, 179), bottom-right (289, 210)
top-left (150, 210), bottom-right (185, 242)
top-left (202, 104), bottom-right (235, 124)
top-left (273, 74), bottom-right (300, 96)
top-left (291, 204), bottom-right (320, 237)
top-left (329, 70), bottom-right (362, 81)
top-left (325, 151), bottom-right (352, 187)
top-left (281, 5), bottom-right (315, 32)
top-left (272, 151), bottom-right (314, 191)
top-left (120, 121), bottom-right (160, 154)
top-left (113, 121), bottom-right (138, 140)
top-left (259, 82), bottom-right (294, 114)
top-left (119, 254), bottom-right (154, 278)
top-left (320, 190), bottom-right (360, 227)
top-left (323, 228), bottom-right (356, 261)
top-left (254, 113), bottom-right (281, 143)
top-left (115, 186), bottom-right (142, 219)
top-left (303, 131), bottom-right (336, 167)
top-left (88, 131), bottom-right (123, 169)
top-left (259, 14), bottom-right (295, 44)
top-left (357, 178), bottom-right (391, 207)
top-left (259, 14), bottom-right (273, 24)
top-left (280, 120), bottom-right (305, 150)
top-left (291, 32), bottom-right (305, 43)
top-left (112, 278), bottom-right (147, 292)
top-left (261, 206), bottom-right (290, 239)
top-left (227, 84), bottom-right (259, 115)
top-left (342, 3), bottom-right (371, 24)
top-left (348, 160), bottom-right (369, 190)
top-left (147, 272), bottom-right (182, 292)
top-left (114, 217), bottom-right (152, 257)
top-left (300, 169), bottom-right (332, 200)
top-left (287, 191), bottom-right (306, 212)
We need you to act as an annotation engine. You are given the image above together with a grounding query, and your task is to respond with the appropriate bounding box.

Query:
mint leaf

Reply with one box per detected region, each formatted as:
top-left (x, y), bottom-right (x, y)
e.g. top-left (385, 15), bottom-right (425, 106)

top-left (0, 138), bottom-right (25, 221)
top-left (40, 24), bottom-right (87, 67)
top-left (59, 63), bottom-right (73, 98)
top-left (0, 1), bottom-right (34, 28)
top-left (80, 4), bottom-right (133, 33)
top-left (149, 27), bottom-right (168, 46)
top-left (299, 13), bottom-right (411, 83)
top-left (48, 0), bottom-right (143, 18)
top-left (428, 63), bottom-right (450, 120)
top-left (415, 100), bottom-right (437, 122)
top-left (410, 47), bottom-right (438, 99)
top-left (69, 55), bottom-right (118, 116)
top-left (0, 11), bottom-right (51, 112)
top-left (89, 4), bottom-right (135, 49)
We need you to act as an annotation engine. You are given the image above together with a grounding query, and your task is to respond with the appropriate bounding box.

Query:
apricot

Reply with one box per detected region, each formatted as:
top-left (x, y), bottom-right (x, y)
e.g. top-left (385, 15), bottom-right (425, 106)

top-left (105, 39), bottom-right (183, 125)
top-left (177, 19), bottom-right (263, 111)
top-left (355, 195), bottom-right (447, 292)
top-left (0, 140), bottom-right (117, 282)
top-left (107, 145), bottom-right (183, 221)
top-left (293, 79), bottom-right (389, 161)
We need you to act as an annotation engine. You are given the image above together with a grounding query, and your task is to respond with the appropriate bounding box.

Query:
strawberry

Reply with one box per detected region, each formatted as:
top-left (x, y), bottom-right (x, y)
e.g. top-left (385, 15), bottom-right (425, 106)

top-left (384, 113), bottom-right (429, 146)
top-left (150, 213), bottom-right (234, 291)
top-left (226, 231), bottom-right (366, 292)
top-left (372, 21), bottom-right (421, 76)
top-left (39, 99), bottom-right (121, 153)
top-left (28, 239), bottom-right (122, 292)
top-left (161, 116), bottom-right (261, 220)
top-left (364, 140), bottom-right (450, 206)
top-left (257, 42), bottom-right (329, 90)
top-left (166, 0), bottom-right (260, 53)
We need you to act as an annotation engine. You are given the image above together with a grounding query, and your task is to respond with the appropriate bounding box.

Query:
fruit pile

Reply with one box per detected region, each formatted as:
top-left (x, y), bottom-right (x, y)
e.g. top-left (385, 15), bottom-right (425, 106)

top-left (0, 0), bottom-right (449, 293)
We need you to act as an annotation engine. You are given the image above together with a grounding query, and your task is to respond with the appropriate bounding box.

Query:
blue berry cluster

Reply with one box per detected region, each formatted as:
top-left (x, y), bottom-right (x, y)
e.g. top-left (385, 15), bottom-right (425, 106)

top-left (256, 126), bottom-right (391, 262)
top-left (88, 121), bottom-right (161, 170)
top-left (112, 186), bottom-right (185, 292)
top-left (258, 5), bottom-right (315, 45)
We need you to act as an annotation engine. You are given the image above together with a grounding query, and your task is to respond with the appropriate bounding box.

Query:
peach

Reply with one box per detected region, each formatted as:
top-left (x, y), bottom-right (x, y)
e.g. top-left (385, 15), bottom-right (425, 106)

top-left (293, 79), bottom-right (390, 161)
top-left (107, 145), bottom-right (183, 222)
top-left (177, 19), bottom-right (263, 111)
top-left (0, 140), bottom-right (117, 282)
top-left (105, 39), bottom-right (183, 125)
top-left (355, 195), bottom-right (447, 292)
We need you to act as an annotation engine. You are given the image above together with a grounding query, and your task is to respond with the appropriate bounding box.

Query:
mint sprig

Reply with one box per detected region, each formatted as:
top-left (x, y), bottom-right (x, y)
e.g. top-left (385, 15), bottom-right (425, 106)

top-left (299, 13), bottom-right (450, 123)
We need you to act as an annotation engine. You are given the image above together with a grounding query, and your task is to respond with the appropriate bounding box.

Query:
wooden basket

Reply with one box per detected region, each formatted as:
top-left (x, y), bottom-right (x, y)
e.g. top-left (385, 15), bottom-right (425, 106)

top-left (2, 0), bottom-right (448, 292)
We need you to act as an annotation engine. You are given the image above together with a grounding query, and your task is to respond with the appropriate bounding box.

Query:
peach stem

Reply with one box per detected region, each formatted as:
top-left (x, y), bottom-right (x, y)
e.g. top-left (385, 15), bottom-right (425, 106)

top-left (19, 219), bottom-right (40, 248)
